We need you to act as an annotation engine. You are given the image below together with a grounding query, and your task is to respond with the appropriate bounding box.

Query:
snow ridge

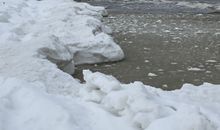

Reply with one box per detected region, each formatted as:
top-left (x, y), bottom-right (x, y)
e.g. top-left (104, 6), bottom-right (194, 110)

top-left (0, 0), bottom-right (124, 95)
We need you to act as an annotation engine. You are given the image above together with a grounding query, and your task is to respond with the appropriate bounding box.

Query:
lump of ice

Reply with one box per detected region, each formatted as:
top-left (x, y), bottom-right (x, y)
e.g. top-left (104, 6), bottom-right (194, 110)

top-left (83, 70), bottom-right (121, 93)
top-left (187, 67), bottom-right (204, 71)
top-left (176, 1), bottom-right (213, 10)
top-left (148, 73), bottom-right (157, 77)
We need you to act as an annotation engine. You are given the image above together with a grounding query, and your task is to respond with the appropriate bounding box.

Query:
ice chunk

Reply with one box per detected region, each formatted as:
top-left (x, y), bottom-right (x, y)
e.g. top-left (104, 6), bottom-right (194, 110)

top-left (83, 70), bottom-right (121, 93)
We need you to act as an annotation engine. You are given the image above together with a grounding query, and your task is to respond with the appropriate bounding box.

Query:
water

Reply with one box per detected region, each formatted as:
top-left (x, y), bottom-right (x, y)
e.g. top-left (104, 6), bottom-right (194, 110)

top-left (74, 0), bottom-right (220, 90)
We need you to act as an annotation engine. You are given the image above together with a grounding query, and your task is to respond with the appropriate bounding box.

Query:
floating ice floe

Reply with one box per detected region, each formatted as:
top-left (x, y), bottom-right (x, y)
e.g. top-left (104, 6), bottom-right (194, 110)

top-left (206, 60), bottom-right (217, 63)
top-left (187, 67), bottom-right (204, 72)
top-left (176, 1), bottom-right (220, 13)
top-left (176, 1), bottom-right (213, 9)
top-left (148, 73), bottom-right (158, 77)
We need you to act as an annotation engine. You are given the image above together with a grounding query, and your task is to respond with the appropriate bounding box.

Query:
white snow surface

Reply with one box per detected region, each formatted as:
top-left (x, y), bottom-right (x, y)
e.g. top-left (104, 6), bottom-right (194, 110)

top-left (0, 0), bottom-right (124, 94)
top-left (81, 70), bottom-right (220, 130)
top-left (0, 77), bottom-right (134, 130)
top-left (1, 0), bottom-right (220, 130)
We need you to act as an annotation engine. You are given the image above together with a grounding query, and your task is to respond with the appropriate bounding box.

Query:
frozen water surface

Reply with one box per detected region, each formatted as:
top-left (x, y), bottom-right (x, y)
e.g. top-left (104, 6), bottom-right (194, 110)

top-left (74, 0), bottom-right (220, 90)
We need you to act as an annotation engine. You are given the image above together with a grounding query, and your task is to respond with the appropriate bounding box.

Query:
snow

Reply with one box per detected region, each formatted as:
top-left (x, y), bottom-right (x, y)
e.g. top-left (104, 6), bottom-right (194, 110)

top-left (81, 71), bottom-right (220, 130)
top-left (83, 70), bottom-right (121, 93)
top-left (0, 77), bottom-right (134, 130)
top-left (0, 0), bottom-right (124, 95)
top-left (1, 0), bottom-right (220, 130)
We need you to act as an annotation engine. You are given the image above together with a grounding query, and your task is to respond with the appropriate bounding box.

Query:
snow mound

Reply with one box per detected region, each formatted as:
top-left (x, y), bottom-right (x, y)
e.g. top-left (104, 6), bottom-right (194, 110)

top-left (0, 0), bottom-right (124, 95)
top-left (0, 77), bottom-right (88, 130)
top-left (1, 0), bottom-right (220, 130)
top-left (0, 77), bottom-right (135, 130)
top-left (82, 70), bottom-right (220, 130)
top-left (83, 70), bottom-right (121, 93)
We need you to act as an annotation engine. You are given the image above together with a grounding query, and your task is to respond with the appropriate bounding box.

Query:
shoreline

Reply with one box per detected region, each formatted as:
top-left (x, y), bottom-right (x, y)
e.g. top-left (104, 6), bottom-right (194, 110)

top-left (1, 0), bottom-right (220, 130)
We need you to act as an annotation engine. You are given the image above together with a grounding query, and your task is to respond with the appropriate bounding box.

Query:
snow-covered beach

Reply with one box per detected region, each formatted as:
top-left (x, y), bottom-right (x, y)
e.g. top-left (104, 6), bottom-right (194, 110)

top-left (0, 0), bottom-right (220, 130)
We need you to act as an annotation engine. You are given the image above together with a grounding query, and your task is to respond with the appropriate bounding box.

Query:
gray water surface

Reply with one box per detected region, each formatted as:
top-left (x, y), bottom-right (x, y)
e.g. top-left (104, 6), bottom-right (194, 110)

top-left (74, 1), bottom-right (220, 90)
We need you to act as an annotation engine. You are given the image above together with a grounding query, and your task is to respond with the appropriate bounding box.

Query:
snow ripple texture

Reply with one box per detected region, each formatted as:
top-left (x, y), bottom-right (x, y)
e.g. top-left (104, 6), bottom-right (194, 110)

top-left (0, 0), bottom-right (220, 130)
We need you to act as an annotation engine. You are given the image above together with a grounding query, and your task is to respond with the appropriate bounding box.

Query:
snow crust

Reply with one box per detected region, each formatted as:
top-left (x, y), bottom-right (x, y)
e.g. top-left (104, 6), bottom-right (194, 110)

top-left (1, 0), bottom-right (220, 130)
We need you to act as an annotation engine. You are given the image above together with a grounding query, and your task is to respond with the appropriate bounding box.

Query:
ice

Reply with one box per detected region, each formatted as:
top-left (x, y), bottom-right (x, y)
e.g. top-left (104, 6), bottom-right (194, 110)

top-left (83, 70), bottom-right (121, 93)
top-left (206, 60), bottom-right (217, 63)
top-left (82, 71), bottom-right (220, 130)
top-left (148, 73), bottom-right (157, 77)
top-left (144, 60), bottom-right (150, 63)
top-left (176, 1), bottom-right (213, 9)
top-left (145, 109), bottom-right (215, 130)
top-left (187, 67), bottom-right (204, 71)
top-left (1, 0), bottom-right (220, 130)
top-left (0, 77), bottom-right (134, 130)
top-left (0, 0), bottom-right (124, 95)
top-left (176, 1), bottom-right (220, 13)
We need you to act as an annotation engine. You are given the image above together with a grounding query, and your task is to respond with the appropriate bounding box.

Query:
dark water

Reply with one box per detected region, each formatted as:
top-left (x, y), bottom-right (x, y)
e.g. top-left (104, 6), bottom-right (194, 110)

top-left (74, 1), bottom-right (220, 90)
top-left (88, 2), bottom-right (208, 14)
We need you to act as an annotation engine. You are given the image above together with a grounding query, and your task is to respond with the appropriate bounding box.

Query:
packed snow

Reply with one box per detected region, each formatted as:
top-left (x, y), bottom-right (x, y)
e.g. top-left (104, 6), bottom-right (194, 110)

top-left (81, 71), bottom-right (220, 130)
top-left (0, 77), bottom-right (135, 130)
top-left (1, 0), bottom-right (220, 130)
top-left (0, 0), bottom-right (124, 94)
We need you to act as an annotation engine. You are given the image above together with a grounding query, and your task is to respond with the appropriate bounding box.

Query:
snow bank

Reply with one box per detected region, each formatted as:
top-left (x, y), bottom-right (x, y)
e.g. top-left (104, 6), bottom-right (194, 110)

top-left (82, 70), bottom-right (220, 130)
top-left (0, 77), bottom-right (134, 130)
top-left (1, 69), bottom-right (220, 130)
top-left (0, 0), bottom-right (124, 95)
top-left (1, 0), bottom-right (220, 130)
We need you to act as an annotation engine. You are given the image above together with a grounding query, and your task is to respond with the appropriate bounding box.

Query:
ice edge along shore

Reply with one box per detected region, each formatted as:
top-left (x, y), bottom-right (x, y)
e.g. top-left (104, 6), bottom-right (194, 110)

top-left (0, 0), bottom-right (220, 130)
